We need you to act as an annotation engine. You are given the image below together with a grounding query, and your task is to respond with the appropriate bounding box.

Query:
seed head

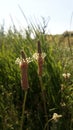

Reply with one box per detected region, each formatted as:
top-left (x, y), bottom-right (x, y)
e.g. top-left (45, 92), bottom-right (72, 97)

top-left (20, 60), bottom-right (29, 90)
top-left (32, 40), bottom-right (46, 76)
top-left (37, 40), bottom-right (42, 54)
top-left (15, 50), bottom-right (30, 90)
top-left (21, 50), bottom-right (26, 60)
top-left (20, 51), bottom-right (29, 90)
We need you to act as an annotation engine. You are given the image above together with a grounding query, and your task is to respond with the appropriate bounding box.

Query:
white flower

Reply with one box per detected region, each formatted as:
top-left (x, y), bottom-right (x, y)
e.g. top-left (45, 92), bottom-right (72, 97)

top-left (67, 73), bottom-right (71, 78)
top-left (32, 52), bottom-right (46, 60)
top-left (52, 113), bottom-right (62, 122)
top-left (42, 53), bottom-right (46, 59)
top-left (62, 73), bottom-right (71, 79)
top-left (15, 57), bottom-right (32, 65)
top-left (26, 57), bottom-right (33, 63)
top-left (44, 113), bottom-right (62, 130)
top-left (62, 73), bottom-right (66, 78)
top-left (32, 53), bottom-right (39, 60)
top-left (60, 102), bottom-right (66, 107)
top-left (15, 57), bottom-right (21, 64)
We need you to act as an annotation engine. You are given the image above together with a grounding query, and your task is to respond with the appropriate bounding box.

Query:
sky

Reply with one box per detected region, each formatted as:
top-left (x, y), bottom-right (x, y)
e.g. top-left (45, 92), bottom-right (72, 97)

top-left (0, 0), bottom-right (73, 34)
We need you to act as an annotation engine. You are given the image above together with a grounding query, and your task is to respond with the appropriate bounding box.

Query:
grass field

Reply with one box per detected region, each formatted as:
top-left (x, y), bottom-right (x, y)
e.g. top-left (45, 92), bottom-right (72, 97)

top-left (0, 23), bottom-right (73, 130)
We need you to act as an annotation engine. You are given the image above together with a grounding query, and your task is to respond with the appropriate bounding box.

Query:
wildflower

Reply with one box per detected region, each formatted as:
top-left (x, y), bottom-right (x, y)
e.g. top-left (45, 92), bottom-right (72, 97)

top-left (15, 51), bottom-right (31, 90)
top-left (52, 113), bottom-right (62, 122)
top-left (60, 102), bottom-right (66, 107)
top-left (15, 57), bottom-right (21, 65)
top-left (62, 73), bottom-right (66, 78)
top-left (61, 84), bottom-right (65, 91)
top-left (33, 52), bottom-right (46, 60)
top-left (62, 73), bottom-right (71, 79)
top-left (38, 40), bottom-right (46, 76)
top-left (15, 57), bottom-right (32, 66)
top-left (33, 40), bottom-right (46, 76)
top-left (67, 73), bottom-right (71, 78)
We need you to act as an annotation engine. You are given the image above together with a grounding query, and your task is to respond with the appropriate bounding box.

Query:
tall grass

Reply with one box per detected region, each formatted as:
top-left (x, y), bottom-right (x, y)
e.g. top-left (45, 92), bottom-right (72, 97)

top-left (0, 19), bottom-right (73, 130)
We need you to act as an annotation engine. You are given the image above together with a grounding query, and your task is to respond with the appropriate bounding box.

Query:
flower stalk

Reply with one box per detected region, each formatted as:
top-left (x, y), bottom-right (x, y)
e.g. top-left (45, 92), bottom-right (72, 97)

top-left (37, 40), bottom-right (43, 76)
top-left (20, 91), bottom-right (27, 130)
top-left (37, 40), bottom-right (49, 130)
top-left (19, 50), bottom-right (29, 130)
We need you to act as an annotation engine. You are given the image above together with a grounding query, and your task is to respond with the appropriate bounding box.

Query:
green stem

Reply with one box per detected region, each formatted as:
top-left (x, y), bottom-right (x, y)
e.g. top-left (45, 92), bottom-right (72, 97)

top-left (44, 118), bottom-right (53, 130)
top-left (39, 76), bottom-right (49, 130)
top-left (20, 91), bottom-right (27, 130)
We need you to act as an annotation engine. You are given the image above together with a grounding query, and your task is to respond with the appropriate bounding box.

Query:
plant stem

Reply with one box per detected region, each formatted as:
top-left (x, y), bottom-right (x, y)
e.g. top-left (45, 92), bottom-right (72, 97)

top-left (20, 91), bottom-right (27, 130)
top-left (44, 118), bottom-right (53, 130)
top-left (39, 76), bottom-right (49, 130)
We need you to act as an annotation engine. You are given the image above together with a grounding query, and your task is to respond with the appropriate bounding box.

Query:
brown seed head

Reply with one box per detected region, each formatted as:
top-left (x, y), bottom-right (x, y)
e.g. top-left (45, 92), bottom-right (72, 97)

top-left (20, 50), bottom-right (29, 90)
top-left (20, 61), bottom-right (29, 90)
top-left (37, 40), bottom-right (42, 54)
top-left (21, 50), bottom-right (26, 60)
top-left (38, 54), bottom-right (43, 76)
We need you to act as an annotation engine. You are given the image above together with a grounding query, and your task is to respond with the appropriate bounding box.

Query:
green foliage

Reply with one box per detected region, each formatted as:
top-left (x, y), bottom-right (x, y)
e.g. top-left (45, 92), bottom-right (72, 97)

top-left (0, 22), bottom-right (73, 130)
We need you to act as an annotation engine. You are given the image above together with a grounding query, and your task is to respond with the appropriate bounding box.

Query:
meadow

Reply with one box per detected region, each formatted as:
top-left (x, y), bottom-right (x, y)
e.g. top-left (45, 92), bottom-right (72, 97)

top-left (0, 22), bottom-right (73, 130)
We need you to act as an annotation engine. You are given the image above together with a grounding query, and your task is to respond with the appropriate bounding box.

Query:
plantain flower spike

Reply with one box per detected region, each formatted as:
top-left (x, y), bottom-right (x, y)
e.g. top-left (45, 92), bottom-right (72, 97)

top-left (37, 40), bottom-right (44, 76)
top-left (20, 50), bottom-right (29, 90)
top-left (38, 40), bottom-right (42, 54)
top-left (15, 50), bottom-right (29, 90)
top-left (32, 40), bottom-right (46, 76)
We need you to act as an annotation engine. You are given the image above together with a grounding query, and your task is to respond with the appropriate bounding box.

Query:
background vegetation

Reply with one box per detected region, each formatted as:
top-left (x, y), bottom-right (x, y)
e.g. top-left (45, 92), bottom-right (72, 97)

top-left (0, 20), bottom-right (73, 130)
